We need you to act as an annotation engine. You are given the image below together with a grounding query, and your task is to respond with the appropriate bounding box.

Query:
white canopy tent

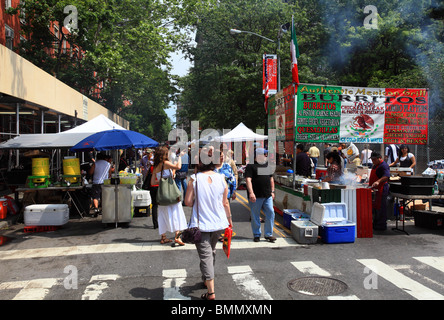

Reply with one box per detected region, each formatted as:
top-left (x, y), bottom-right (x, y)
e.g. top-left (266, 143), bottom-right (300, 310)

top-left (215, 122), bottom-right (268, 142)
top-left (0, 114), bottom-right (126, 149)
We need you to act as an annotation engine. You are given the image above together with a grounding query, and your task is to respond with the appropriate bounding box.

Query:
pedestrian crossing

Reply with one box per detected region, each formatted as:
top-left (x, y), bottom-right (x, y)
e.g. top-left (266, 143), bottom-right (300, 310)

top-left (1, 256), bottom-right (443, 300)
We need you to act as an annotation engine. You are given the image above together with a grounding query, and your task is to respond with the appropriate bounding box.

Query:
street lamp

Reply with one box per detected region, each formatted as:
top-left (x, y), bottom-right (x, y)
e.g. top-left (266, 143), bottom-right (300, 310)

top-left (229, 29), bottom-right (276, 44)
top-left (230, 26), bottom-right (286, 91)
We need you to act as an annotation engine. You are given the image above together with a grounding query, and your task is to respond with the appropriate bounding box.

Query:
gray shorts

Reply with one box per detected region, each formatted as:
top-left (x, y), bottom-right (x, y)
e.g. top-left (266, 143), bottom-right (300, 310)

top-left (195, 231), bottom-right (223, 281)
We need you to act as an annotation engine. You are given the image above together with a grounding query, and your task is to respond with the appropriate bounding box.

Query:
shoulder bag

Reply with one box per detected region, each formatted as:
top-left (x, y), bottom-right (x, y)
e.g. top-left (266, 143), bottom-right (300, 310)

top-left (180, 174), bottom-right (202, 244)
top-left (156, 163), bottom-right (182, 206)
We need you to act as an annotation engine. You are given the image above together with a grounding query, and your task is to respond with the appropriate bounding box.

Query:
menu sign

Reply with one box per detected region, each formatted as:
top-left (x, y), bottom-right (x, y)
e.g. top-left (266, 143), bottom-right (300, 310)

top-left (295, 84), bottom-right (341, 143)
top-left (383, 88), bottom-right (428, 145)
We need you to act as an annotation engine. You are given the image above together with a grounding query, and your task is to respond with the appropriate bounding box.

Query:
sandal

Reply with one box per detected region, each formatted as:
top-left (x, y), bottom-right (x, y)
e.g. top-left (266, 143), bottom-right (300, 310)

top-left (160, 235), bottom-right (172, 244)
top-left (201, 292), bottom-right (215, 300)
top-left (175, 238), bottom-right (185, 246)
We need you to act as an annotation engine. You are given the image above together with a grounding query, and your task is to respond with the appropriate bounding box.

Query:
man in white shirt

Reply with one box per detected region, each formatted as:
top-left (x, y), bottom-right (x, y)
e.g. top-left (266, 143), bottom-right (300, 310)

top-left (89, 153), bottom-right (112, 215)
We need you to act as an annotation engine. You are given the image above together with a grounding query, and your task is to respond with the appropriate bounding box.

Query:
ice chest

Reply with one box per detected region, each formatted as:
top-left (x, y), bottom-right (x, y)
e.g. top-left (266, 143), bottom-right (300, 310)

top-left (24, 204), bottom-right (69, 226)
top-left (311, 202), bottom-right (355, 244)
top-left (131, 189), bottom-right (151, 207)
top-left (283, 209), bottom-right (309, 229)
top-left (291, 220), bottom-right (319, 244)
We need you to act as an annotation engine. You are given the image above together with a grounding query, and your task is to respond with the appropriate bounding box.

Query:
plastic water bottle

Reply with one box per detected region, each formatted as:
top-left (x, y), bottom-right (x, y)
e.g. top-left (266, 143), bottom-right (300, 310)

top-left (434, 181), bottom-right (439, 195)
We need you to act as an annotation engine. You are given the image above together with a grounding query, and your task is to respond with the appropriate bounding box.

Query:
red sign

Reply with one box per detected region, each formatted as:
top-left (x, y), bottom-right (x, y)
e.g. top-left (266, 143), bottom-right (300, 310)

top-left (383, 88), bottom-right (428, 145)
top-left (263, 54), bottom-right (277, 95)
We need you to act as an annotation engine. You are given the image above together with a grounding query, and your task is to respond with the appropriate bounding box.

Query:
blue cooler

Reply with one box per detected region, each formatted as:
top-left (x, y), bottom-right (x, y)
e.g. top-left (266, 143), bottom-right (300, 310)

top-left (311, 202), bottom-right (356, 244)
top-left (283, 209), bottom-right (310, 229)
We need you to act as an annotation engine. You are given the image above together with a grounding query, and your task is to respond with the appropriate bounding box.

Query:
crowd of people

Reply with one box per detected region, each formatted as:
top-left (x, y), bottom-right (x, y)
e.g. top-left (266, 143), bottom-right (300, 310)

top-left (283, 142), bottom-right (416, 182)
top-left (85, 141), bottom-right (416, 300)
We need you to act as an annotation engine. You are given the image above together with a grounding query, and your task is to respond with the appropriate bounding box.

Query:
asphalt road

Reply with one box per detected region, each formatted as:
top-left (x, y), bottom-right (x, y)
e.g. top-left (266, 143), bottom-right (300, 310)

top-left (0, 189), bottom-right (444, 305)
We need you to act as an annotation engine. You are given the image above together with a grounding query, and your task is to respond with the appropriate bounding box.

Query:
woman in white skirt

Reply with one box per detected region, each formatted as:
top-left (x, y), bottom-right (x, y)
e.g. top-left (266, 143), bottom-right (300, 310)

top-left (151, 146), bottom-right (187, 245)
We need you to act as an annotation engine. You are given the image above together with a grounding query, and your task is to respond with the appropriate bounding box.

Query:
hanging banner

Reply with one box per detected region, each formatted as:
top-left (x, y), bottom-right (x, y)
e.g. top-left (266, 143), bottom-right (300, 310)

top-left (383, 88), bottom-right (429, 145)
top-left (263, 54), bottom-right (277, 95)
top-left (293, 85), bottom-right (429, 145)
top-left (274, 89), bottom-right (286, 141)
top-left (339, 87), bottom-right (386, 144)
top-left (296, 84), bottom-right (341, 143)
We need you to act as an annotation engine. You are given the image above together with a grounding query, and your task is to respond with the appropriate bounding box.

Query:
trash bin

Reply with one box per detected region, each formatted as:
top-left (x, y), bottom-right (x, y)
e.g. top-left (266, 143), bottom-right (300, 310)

top-left (101, 184), bottom-right (133, 224)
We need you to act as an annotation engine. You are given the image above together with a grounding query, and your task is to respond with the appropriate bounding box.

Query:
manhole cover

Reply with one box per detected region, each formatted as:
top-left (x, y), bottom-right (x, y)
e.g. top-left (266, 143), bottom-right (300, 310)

top-left (287, 276), bottom-right (348, 296)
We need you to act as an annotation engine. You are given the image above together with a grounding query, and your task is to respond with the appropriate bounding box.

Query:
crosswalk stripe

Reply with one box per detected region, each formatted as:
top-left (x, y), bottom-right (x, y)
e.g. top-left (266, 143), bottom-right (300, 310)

top-left (81, 274), bottom-right (120, 300)
top-left (1, 257), bottom-right (443, 300)
top-left (227, 265), bottom-right (273, 300)
top-left (291, 261), bottom-right (332, 277)
top-left (357, 259), bottom-right (444, 300)
top-left (0, 237), bottom-right (300, 260)
top-left (290, 261), bottom-right (359, 300)
top-left (10, 278), bottom-right (59, 300)
top-left (162, 269), bottom-right (190, 300)
top-left (413, 256), bottom-right (444, 273)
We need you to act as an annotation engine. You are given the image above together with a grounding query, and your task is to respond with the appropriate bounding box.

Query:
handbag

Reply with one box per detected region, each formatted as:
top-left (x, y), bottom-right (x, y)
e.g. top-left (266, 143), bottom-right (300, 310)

top-left (156, 164), bottom-right (182, 206)
top-left (181, 174), bottom-right (202, 244)
top-left (142, 170), bottom-right (152, 191)
top-left (176, 171), bottom-right (187, 180)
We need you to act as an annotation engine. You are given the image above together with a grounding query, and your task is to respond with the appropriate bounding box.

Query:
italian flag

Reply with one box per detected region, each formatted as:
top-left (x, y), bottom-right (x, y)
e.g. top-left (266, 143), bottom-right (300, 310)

top-left (290, 15), bottom-right (300, 84)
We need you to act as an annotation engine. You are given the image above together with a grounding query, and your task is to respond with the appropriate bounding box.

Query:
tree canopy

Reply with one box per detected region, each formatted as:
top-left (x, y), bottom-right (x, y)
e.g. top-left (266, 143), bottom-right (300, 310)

top-left (7, 0), bottom-right (444, 139)
top-left (179, 0), bottom-right (444, 131)
top-left (7, 0), bottom-right (209, 141)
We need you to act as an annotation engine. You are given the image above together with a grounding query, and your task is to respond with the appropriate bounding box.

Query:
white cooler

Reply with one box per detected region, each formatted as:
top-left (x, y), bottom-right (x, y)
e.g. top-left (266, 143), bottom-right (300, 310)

top-left (131, 189), bottom-right (151, 215)
top-left (132, 189), bottom-right (151, 207)
top-left (24, 204), bottom-right (69, 226)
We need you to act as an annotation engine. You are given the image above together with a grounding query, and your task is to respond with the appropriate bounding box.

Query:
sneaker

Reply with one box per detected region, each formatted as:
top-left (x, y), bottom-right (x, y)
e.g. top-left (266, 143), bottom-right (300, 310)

top-left (253, 237), bottom-right (260, 242)
top-left (265, 236), bottom-right (276, 243)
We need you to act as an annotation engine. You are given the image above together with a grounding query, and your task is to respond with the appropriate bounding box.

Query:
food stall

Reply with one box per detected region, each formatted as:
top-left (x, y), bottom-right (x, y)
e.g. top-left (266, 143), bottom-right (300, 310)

top-left (267, 83), bottom-right (437, 243)
top-left (70, 129), bottom-right (158, 227)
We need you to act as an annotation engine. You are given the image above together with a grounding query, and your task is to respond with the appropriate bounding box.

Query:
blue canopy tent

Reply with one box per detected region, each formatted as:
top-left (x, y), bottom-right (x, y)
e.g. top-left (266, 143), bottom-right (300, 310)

top-left (71, 129), bottom-right (159, 227)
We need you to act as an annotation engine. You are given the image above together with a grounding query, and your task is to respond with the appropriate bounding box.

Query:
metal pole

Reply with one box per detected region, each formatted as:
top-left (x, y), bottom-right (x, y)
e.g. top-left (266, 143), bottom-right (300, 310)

top-left (277, 37), bottom-right (281, 91)
top-left (115, 150), bottom-right (119, 228)
top-left (15, 103), bottom-right (19, 167)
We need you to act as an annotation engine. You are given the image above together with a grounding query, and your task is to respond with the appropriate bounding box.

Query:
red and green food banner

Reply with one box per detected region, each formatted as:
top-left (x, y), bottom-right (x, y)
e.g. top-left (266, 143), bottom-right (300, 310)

top-left (267, 84), bottom-right (295, 141)
top-left (383, 88), bottom-right (428, 145)
top-left (296, 84), bottom-right (341, 143)
top-left (294, 85), bottom-right (429, 145)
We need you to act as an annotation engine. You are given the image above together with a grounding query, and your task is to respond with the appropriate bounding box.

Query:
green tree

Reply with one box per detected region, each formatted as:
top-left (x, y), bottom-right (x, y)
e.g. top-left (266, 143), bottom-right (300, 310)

top-left (178, 0), bottom-right (326, 131)
top-left (8, 0), bottom-right (210, 141)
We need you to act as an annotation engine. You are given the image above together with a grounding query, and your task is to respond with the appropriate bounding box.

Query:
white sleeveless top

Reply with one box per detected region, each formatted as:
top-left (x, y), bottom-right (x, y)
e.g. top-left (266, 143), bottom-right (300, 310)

top-left (156, 169), bottom-right (172, 180)
top-left (189, 173), bottom-right (229, 232)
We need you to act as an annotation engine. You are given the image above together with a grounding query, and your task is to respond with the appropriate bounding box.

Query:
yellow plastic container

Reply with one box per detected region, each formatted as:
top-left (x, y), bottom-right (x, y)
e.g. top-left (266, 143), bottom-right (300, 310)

top-left (32, 158), bottom-right (50, 183)
top-left (63, 157), bottom-right (80, 183)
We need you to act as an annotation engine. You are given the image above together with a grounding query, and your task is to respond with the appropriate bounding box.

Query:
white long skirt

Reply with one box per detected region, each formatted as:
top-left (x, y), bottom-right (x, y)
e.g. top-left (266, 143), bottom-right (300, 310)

top-left (158, 202), bottom-right (187, 235)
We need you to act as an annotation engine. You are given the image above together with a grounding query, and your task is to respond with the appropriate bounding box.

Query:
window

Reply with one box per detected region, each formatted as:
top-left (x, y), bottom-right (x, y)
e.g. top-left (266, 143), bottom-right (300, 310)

top-left (5, 25), bottom-right (14, 50)
top-left (5, 0), bottom-right (12, 9)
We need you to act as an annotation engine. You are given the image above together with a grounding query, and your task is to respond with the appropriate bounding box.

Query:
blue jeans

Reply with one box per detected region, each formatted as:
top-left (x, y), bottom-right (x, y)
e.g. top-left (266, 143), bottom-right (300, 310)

top-left (249, 196), bottom-right (275, 238)
top-left (175, 177), bottom-right (187, 199)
